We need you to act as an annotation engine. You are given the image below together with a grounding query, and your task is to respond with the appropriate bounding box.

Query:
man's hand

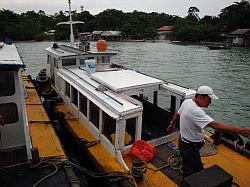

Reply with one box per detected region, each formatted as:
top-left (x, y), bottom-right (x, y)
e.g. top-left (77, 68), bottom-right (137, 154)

top-left (167, 121), bottom-right (175, 134)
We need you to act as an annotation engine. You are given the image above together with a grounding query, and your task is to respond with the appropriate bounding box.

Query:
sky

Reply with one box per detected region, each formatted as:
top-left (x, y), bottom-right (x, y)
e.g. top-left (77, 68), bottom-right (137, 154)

top-left (0, 0), bottom-right (243, 18)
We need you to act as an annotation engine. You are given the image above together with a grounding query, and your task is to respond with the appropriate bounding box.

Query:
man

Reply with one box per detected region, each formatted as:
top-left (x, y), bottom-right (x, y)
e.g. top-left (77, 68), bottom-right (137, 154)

top-left (167, 85), bottom-right (250, 178)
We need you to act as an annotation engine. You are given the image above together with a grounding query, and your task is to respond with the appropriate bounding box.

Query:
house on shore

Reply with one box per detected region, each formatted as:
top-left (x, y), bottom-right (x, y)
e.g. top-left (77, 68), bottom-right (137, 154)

top-left (100, 31), bottom-right (122, 41)
top-left (92, 31), bottom-right (103, 41)
top-left (228, 29), bottom-right (250, 46)
top-left (43, 30), bottom-right (55, 40)
top-left (157, 26), bottom-right (174, 40)
top-left (92, 31), bottom-right (122, 41)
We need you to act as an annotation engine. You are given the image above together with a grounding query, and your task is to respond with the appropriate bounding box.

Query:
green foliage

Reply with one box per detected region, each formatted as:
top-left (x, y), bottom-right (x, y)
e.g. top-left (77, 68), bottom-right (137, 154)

top-left (0, 1), bottom-right (249, 42)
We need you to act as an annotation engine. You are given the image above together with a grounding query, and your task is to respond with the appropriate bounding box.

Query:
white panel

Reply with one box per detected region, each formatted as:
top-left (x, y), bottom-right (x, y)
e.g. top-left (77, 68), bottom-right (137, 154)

top-left (91, 69), bottom-right (163, 92)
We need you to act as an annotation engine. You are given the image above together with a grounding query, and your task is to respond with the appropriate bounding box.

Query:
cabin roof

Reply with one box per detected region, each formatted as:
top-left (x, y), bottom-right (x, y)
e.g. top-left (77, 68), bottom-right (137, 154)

top-left (46, 45), bottom-right (117, 58)
top-left (91, 69), bottom-right (163, 92)
top-left (46, 46), bottom-right (82, 58)
top-left (0, 44), bottom-right (25, 68)
top-left (58, 67), bottom-right (142, 118)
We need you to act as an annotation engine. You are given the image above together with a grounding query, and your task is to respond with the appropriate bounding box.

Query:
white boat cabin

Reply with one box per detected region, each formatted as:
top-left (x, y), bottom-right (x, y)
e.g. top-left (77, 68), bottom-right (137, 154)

top-left (46, 43), bottom-right (196, 170)
top-left (0, 44), bottom-right (31, 167)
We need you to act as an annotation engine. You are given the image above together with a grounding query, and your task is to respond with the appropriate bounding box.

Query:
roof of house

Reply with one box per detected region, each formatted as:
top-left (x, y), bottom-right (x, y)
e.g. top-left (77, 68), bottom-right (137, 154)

top-left (158, 26), bottom-right (174, 31)
top-left (93, 31), bottom-right (103, 35)
top-left (230, 29), bottom-right (250, 35)
top-left (101, 31), bottom-right (121, 37)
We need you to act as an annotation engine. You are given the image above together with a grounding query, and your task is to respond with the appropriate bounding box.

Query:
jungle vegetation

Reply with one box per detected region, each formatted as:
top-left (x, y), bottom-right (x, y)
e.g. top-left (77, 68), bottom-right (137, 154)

top-left (0, 1), bottom-right (249, 42)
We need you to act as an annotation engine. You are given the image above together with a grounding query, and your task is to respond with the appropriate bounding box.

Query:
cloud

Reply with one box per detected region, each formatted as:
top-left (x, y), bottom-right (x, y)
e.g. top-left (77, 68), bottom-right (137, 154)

top-left (0, 0), bottom-right (241, 17)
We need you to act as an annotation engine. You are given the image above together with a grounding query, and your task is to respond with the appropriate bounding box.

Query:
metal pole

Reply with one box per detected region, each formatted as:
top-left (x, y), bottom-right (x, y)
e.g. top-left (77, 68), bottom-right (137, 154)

top-left (68, 0), bottom-right (74, 46)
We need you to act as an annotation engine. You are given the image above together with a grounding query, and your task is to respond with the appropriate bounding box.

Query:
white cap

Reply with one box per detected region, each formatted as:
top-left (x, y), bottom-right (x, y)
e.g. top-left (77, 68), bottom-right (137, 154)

top-left (196, 86), bottom-right (219, 99)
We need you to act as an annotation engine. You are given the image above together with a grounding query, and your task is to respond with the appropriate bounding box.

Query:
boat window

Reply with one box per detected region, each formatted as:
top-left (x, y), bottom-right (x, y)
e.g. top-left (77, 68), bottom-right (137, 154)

top-left (89, 101), bottom-right (99, 129)
top-left (62, 58), bottom-right (76, 66)
top-left (125, 118), bottom-right (136, 145)
top-left (96, 56), bottom-right (109, 64)
top-left (158, 90), bottom-right (171, 111)
top-left (102, 111), bottom-right (116, 144)
top-left (80, 59), bottom-right (85, 65)
top-left (80, 57), bottom-right (94, 65)
top-left (72, 86), bottom-right (78, 106)
top-left (65, 81), bottom-right (70, 98)
top-left (96, 56), bottom-right (101, 63)
top-left (0, 103), bottom-right (18, 124)
top-left (79, 93), bottom-right (87, 116)
top-left (47, 55), bottom-right (52, 64)
top-left (54, 58), bottom-right (58, 68)
top-left (0, 70), bottom-right (15, 96)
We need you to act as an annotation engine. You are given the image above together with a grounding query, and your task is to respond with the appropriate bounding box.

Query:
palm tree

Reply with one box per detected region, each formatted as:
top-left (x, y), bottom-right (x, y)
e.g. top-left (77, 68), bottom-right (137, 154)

top-left (188, 7), bottom-right (200, 21)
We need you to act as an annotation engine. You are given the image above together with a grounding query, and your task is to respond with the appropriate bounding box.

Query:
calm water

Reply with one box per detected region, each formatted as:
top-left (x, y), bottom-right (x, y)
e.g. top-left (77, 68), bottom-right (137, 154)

top-left (16, 41), bottom-right (250, 128)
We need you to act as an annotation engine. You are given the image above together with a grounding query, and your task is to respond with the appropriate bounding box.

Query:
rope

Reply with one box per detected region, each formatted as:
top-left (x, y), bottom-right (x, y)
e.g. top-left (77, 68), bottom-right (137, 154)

top-left (31, 159), bottom-right (59, 187)
top-left (30, 158), bottom-right (136, 187)
top-left (147, 150), bottom-right (183, 174)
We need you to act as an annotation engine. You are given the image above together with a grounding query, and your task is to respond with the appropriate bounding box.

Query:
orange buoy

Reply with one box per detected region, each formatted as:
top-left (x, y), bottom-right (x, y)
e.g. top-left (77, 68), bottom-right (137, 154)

top-left (96, 39), bottom-right (107, 52)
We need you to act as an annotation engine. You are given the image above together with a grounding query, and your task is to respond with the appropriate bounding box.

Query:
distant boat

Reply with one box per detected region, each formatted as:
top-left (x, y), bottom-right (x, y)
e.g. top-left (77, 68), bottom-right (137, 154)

top-left (207, 44), bottom-right (230, 50)
top-left (0, 42), bottom-right (4, 48)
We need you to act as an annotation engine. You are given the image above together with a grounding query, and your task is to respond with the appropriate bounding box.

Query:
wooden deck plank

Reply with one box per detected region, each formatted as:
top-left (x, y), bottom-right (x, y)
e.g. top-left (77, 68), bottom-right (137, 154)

top-left (29, 124), bottom-right (67, 159)
top-left (25, 88), bottom-right (42, 105)
top-left (23, 75), bottom-right (67, 161)
top-left (26, 105), bottom-right (50, 122)
top-left (202, 144), bottom-right (250, 187)
top-left (23, 80), bottom-right (35, 88)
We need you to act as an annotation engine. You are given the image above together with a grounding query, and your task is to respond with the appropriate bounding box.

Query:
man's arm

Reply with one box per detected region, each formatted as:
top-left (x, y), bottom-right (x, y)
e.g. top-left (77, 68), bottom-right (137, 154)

top-left (208, 121), bottom-right (250, 139)
top-left (167, 112), bottom-right (180, 134)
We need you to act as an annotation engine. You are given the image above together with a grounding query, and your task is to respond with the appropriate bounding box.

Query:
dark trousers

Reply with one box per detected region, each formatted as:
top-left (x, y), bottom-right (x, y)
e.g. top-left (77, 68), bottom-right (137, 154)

top-left (179, 138), bottom-right (204, 178)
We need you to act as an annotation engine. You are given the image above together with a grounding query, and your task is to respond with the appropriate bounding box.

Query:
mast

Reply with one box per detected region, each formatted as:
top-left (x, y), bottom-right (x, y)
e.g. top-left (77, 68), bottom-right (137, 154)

top-left (68, 0), bottom-right (74, 46)
top-left (57, 0), bottom-right (84, 47)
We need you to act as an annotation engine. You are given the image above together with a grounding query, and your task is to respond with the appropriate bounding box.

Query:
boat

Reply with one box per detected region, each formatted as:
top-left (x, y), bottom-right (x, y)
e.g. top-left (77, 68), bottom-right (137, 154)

top-left (1, 43), bottom-right (131, 187)
top-left (207, 44), bottom-right (230, 50)
top-left (33, 1), bottom-right (250, 186)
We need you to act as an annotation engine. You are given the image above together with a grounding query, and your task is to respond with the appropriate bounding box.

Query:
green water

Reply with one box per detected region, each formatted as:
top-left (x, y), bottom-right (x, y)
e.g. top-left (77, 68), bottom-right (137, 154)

top-left (16, 41), bottom-right (250, 128)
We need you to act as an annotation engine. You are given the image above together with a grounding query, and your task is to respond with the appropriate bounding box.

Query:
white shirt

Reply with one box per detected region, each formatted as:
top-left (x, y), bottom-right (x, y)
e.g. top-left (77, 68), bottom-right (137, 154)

top-left (178, 99), bottom-right (213, 142)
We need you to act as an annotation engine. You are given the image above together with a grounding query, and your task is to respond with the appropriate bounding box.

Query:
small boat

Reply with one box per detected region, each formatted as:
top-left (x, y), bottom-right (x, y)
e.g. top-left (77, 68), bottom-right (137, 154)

top-left (207, 44), bottom-right (230, 50)
top-left (0, 42), bottom-right (4, 48)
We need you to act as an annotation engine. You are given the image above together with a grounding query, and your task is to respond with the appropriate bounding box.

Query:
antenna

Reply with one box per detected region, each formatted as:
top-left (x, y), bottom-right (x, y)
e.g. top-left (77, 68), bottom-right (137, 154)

top-left (57, 0), bottom-right (84, 47)
top-left (68, 0), bottom-right (74, 46)
top-left (80, 6), bottom-right (84, 12)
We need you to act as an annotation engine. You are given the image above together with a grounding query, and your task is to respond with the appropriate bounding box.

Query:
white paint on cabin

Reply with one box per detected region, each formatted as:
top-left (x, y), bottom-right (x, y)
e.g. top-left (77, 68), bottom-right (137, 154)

top-left (91, 69), bottom-right (163, 93)
top-left (0, 44), bottom-right (23, 66)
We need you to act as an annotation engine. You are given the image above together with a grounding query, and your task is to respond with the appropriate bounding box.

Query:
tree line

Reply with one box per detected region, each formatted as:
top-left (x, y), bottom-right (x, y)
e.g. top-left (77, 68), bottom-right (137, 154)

top-left (0, 1), bottom-right (249, 42)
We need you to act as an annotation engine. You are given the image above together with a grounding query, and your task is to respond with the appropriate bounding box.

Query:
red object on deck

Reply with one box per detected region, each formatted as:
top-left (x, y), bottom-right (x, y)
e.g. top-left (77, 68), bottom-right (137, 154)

top-left (129, 140), bottom-right (157, 162)
top-left (96, 39), bottom-right (107, 52)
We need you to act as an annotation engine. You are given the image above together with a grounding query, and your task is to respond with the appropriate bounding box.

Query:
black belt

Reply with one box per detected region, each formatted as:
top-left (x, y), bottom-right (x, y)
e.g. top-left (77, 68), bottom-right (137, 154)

top-left (180, 137), bottom-right (205, 147)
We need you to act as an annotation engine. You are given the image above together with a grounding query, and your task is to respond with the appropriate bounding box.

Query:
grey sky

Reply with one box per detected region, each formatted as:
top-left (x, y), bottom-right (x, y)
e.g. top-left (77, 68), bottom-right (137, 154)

top-left (0, 0), bottom-right (242, 18)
